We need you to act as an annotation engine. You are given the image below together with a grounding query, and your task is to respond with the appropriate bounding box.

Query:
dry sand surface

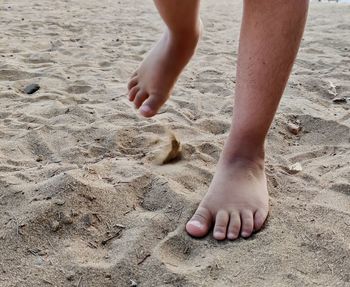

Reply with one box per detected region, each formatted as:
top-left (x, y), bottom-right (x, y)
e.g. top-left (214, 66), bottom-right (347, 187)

top-left (0, 0), bottom-right (350, 286)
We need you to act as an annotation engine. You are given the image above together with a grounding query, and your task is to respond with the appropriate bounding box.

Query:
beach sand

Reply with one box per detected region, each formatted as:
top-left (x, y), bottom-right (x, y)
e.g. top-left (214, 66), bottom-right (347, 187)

top-left (0, 0), bottom-right (349, 286)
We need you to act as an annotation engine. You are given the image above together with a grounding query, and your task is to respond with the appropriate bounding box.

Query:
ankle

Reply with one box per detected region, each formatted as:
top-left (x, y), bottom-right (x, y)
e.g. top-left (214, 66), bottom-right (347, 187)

top-left (220, 138), bottom-right (265, 168)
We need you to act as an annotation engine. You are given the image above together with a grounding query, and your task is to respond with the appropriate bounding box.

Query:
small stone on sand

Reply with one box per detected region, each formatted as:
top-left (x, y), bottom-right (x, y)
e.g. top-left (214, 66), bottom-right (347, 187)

top-left (51, 220), bottom-right (60, 232)
top-left (66, 272), bottom-right (75, 281)
top-left (332, 97), bottom-right (347, 104)
top-left (287, 122), bottom-right (302, 135)
top-left (54, 199), bottom-right (65, 206)
top-left (288, 162), bottom-right (303, 174)
top-left (24, 83), bottom-right (40, 95)
top-left (61, 212), bottom-right (73, 224)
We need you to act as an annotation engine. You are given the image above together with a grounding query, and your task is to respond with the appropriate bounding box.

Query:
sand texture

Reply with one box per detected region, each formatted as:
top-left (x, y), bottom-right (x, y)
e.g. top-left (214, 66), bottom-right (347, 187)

top-left (0, 0), bottom-right (349, 286)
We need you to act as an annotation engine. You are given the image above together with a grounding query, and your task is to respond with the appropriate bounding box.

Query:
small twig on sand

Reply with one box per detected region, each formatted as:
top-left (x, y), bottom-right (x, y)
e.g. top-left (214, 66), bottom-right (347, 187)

top-left (87, 241), bottom-right (98, 249)
top-left (93, 213), bottom-right (102, 222)
top-left (48, 239), bottom-right (54, 249)
top-left (233, 271), bottom-right (241, 278)
top-left (42, 279), bottom-right (54, 285)
top-left (295, 267), bottom-right (307, 275)
top-left (77, 276), bottom-right (83, 287)
top-left (123, 210), bottom-right (132, 216)
top-left (328, 264), bottom-right (334, 275)
top-left (114, 180), bottom-right (131, 185)
top-left (137, 254), bottom-right (151, 265)
top-left (28, 249), bottom-right (38, 256)
top-left (115, 224), bottom-right (126, 229)
top-left (101, 230), bottom-right (122, 245)
top-left (8, 212), bottom-right (21, 236)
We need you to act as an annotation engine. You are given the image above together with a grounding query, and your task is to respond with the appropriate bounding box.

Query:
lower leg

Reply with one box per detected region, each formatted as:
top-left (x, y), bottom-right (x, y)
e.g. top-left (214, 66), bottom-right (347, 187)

top-left (186, 0), bottom-right (309, 240)
top-left (226, 0), bottom-right (309, 160)
top-left (127, 0), bottom-right (201, 117)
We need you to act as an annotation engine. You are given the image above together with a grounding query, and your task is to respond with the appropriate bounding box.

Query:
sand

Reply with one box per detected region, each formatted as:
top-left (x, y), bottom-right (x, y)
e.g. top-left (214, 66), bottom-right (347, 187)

top-left (0, 0), bottom-right (349, 286)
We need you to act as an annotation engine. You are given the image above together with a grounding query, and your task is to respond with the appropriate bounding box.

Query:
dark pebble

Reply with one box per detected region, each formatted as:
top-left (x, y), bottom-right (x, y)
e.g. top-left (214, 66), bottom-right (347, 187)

top-left (24, 83), bottom-right (40, 95)
top-left (332, 97), bottom-right (347, 104)
top-left (66, 272), bottom-right (75, 281)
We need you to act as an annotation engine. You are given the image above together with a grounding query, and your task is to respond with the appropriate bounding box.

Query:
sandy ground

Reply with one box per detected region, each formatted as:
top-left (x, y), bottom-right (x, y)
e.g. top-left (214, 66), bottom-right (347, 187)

top-left (0, 0), bottom-right (349, 286)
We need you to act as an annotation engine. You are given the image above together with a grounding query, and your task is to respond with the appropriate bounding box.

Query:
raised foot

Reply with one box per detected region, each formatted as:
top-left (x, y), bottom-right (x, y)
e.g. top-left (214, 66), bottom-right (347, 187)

top-left (127, 27), bottom-right (200, 118)
top-left (186, 157), bottom-right (269, 241)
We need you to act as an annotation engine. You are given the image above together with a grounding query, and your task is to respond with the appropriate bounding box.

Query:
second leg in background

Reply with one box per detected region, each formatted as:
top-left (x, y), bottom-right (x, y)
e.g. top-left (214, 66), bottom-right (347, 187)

top-left (127, 0), bottom-right (201, 117)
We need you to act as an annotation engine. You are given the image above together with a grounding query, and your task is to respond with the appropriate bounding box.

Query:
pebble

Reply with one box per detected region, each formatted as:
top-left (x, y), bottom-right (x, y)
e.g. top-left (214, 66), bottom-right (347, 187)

top-left (130, 279), bottom-right (138, 287)
top-left (61, 212), bottom-right (73, 224)
top-left (66, 272), bottom-right (75, 281)
top-left (332, 97), bottom-right (347, 104)
top-left (287, 122), bottom-right (302, 135)
top-left (51, 220), bottom-right (60, 232)
top-left (23, 83), bottom-right (40, 95)
top-left (54, 199), bottom-right (65, 206)
top-left (288, 162), bottom-right (303, 174)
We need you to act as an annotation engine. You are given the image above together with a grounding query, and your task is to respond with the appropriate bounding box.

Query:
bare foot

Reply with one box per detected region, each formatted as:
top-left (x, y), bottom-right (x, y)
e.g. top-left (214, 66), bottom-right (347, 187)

top-left (186, 155), bottom-right (269, 240)
top-left (127, 26), bottom-right (200, 117)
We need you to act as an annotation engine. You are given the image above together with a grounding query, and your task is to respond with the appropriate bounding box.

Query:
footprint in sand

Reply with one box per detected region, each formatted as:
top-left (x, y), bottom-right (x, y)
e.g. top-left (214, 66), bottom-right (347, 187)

top-left (154, 230), bottom-right (214, 274)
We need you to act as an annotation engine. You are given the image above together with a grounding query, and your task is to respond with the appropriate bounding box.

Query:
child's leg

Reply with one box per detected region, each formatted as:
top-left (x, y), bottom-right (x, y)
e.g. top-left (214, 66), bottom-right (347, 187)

top-left (127, 0), bottom-right (201, 117)
top-left (186, 0), bottom-right (309, 240)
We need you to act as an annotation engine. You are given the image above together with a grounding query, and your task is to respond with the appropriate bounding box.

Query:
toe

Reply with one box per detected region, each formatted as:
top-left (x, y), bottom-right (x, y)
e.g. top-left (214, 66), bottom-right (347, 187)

top-left (134, 90), bottom-right (149, 109)
top-left (128, 86), bottom-right (139, 102)
top-left (213, 210), bottom-right (229, 240)
top-left (127, 77), bottom-right (138, 91)
top-left (254, 209), bottom-right (268, 232)
top-left (227, 212), bottom-right (241, 240)
top-left (139, 94), bottom-right (164, 118)
top-left (186, 206), bottom-right (212, 238)
top-left (240, 210), bottom-right (254, 238)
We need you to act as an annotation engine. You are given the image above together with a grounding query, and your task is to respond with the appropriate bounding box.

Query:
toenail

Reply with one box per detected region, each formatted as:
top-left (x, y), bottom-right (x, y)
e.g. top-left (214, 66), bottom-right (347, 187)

top-left (189, 220), bottom-right (204, 229)
top-left (241, 231), bottom-right (250, 237)
top-left (140, 105), bottom-right (152, 114)
top-left (227, 233), bottom-right (236, 240)
top-left (214, 232), bottom-right (224, 239)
